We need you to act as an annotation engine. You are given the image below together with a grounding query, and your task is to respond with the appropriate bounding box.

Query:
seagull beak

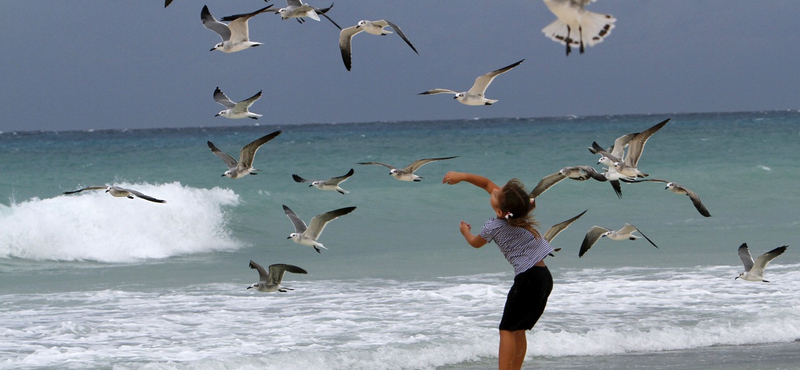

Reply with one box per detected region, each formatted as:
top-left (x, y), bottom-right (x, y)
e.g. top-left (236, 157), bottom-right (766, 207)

top-left (308, 184), bottom-right (313, 187)
top-left (246, 286), bottom-right (253, 289)
top-left (214, 113), bottom-right (220, 117)
top-left (453, 96), bottom-right (458, 99)
top-left (287, 236), bottom-right (292, 239)
top-left (209, 47), bottom-right (216, 52)
top-left (221, 174), bottom-right (226, 177)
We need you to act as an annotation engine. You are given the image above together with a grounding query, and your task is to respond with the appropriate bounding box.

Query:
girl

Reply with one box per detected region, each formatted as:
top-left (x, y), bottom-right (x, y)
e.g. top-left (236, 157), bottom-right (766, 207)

top-left (442, 171), bottom-right (553, 370)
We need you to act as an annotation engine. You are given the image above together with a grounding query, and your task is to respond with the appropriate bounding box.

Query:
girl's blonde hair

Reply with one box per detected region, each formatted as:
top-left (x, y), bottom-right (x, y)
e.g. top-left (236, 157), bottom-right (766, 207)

top-left (498, 179), bottom-right (541, 239)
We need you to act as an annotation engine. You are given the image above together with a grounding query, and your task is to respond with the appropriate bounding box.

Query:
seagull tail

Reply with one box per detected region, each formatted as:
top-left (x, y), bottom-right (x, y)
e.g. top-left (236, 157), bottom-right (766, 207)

top-left (578, 11), bottom-right (616, 47)
top-left (542, 20), bottom-right (580, 49)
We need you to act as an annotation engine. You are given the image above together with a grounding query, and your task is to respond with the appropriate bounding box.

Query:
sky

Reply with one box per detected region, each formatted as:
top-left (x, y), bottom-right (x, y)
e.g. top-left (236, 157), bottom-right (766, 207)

top-left (1, 1), bottom-right (799, 132)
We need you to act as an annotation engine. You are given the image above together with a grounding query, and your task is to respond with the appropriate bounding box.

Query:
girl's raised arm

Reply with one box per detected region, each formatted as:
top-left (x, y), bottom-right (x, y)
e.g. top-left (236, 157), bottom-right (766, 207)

top-left (442, 171), bottom-right (500, 194)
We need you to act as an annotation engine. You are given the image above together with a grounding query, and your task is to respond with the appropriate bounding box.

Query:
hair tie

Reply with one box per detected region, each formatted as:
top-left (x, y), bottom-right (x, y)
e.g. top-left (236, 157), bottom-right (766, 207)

top-left (504, 212), bottom-right (514, 220)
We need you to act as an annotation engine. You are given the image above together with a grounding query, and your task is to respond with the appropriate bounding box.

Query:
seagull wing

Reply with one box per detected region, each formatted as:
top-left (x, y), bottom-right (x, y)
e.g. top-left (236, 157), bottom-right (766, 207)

top-left (468, 59), bottom-right (524, 96)
top-left (751, 245), bottom-right (787, 277)
top-left (125, 189), bottom-right (166, 203)
top-left (530, 171), bottom-right (567, 198)
top-left (238, 130), bottom-right (282, 170)
top-left (325, 168), bottom-right (354, 185)
top-left (609, 132), bottom-right (636, 159)
top-left (221, 5), bottom-right (274, 43)
top-left (589, 141), bottom-right (622, 163)
top-left (357, 161), bottom-right (397, 170)
top-left (213, 87), bottom-right (236, 109)
top-left (625, 118), bottom-right (669, 168)
top-left (63, 186), bottom-right (108, 195)
top-left (627, 224), bottom-right (658, 249)
top-left (283, 205), bottom-right (308, 234)
top-left (201, 5), bottom-right (231, 41)
top-left (579, 226), bottom-right (609, 257)
top-left (292, 174), bottom-right (311, 183)
top-left (680, 185), bottom-right (711, 217)
top-left (405, 156), bottom-right (458, 173)
top-left (543, 210), bottom-right (587, 243)
top-left (249, 260), bottom-right (269, 283)
top-left (306, 206), bottom-right (356, 240)
top-left (737, 243), bottom-right (755, 272)
top-left (233, 90), bottom-right (262, 114)
top-left (316, 5), bottom-right (342, 30)
top-left (418, 88), bottom-right (458, 96)
top-left (268, 263), bottom-right (308, 285)
top-left (380, 20), bottom-right (418, 54)
top-left (207, 141), bottom-right (238, 170)
top-left (339, 25), bottom-right (362, 71)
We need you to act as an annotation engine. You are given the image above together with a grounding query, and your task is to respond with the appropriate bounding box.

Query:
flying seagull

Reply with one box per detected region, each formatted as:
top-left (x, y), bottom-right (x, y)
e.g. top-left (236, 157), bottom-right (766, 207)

top-left (213, 87), bottom-right (262, 120)
top-left (589, 118), bottom-right (670, 179)
top-left (201, 4), bottom-right (273, 53)
top-left (358, 156), bottom-right (458, 182)
top-left (207, 130), bottom-right (281, 179)
top-left (579, 223), bottom-right (658, 258)
top-left (530, 165), bottom-right (609, 198)
top-left (263, 0), bottom-right (342, 29)
top-left (283, 205), bottom-right (356, 253)
top-left (735, 243), bottom-right (787, 282)
top-left (247, 260), bottom-right (307, 292)
top-left (292, 168), bottom-right (354, 194)
top-left (419, 59), bottom-right (524, 106)
top-left (339, 20), bottom-right (418, 71)
top-left (626, 178), bottom-right (711, 217)
top-left (542, 0), bottom-right (616, 56)
top-left (63, 186), bottom-right (166, 203)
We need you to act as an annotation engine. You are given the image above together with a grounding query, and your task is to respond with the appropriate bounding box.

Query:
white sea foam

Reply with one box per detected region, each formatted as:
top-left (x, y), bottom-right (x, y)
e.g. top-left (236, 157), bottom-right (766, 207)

top-left (2, 266), bottom-right (799, 370)
top-left (0, 182), bottom-right (241, 262)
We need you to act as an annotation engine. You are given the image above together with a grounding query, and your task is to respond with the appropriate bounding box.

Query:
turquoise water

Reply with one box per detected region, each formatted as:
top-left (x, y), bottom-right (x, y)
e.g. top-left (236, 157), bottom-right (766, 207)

top-left (1, 111), bottom-right (799, 369)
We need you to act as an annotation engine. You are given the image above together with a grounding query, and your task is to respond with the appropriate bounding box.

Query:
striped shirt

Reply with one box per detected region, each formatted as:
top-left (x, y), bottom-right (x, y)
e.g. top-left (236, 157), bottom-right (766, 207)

top-left (479, 217), bottom-right (554, 275)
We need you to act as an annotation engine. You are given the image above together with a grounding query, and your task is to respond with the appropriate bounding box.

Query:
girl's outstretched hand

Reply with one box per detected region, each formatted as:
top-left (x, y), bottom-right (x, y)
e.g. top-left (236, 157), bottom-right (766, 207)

top-left (442, 171), bottom-right (463, 185)
top-left (459, 220), bottom-right (472, 235)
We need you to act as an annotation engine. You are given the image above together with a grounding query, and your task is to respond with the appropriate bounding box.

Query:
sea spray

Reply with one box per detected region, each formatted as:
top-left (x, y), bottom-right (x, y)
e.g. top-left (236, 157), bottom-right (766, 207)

top-left (0, 182), bottom-right (241, 262)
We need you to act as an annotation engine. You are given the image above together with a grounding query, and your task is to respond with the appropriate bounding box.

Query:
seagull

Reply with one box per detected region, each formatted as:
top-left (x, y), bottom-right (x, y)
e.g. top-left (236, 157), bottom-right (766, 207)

top-left (358, 156), bottom-right (458, 182)
top-left (543, 209), bottom-right (587, 256)
top-left (339, 20), bottom-right (418, 71)
top-left (266, 0), bottom-right (342, 29)
top-left (247, 260), bottom-right (307, 292)
top-left (736, 243), bottom-right (787, 282)
top-left (201, 4), bottom-right (273, 53)
top-left (283, 205), bottom-right (356, 253)
top-left (292, 168), bottom-right (354, 194)
top-left (542, 0), bottom-right (616, 56)
top-left (207, 130), bottom-right (281, 179)
top-left (419, 59), bottom-right (524, 106)
top-left (626, 178), bottom-right (711, 217)
top-left (579, 223), bottom-right (658, 258)
top-left (589, 118), bottom-right (670, 179)
top-left (63, 186), bottom-right (166, 203)
top-left (213, 87), bottom-right (262, 120)
top-left (530, 165), bottom-right (609, 198)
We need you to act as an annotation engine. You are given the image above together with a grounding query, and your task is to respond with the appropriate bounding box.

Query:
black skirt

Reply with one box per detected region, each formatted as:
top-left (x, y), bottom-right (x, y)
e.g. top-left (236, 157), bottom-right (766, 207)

top-left (498, 266), bottom-right (553, 331)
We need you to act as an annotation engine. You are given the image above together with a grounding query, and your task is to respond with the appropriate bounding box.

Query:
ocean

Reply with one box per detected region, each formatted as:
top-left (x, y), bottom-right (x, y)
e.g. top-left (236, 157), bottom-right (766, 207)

top-left (1, 111), bottom-right (798, 369)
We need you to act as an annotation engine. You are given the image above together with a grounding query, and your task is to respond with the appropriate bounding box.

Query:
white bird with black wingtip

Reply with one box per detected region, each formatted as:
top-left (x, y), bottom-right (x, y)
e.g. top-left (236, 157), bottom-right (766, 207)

top-left (201, 4), bottom-right (273, 53)
top-left (735, 243), bottom-right (787, 282)
top-left (213, 87), bottom-right (262, 120)
top-left (419, 60), bottom-right (524, 106)
top-left (247, 260), bottom-right (307, 292)
top-left (283, 205), bottom-right (356, 253)
top-left (207, 130), bottom-right (281, 179)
